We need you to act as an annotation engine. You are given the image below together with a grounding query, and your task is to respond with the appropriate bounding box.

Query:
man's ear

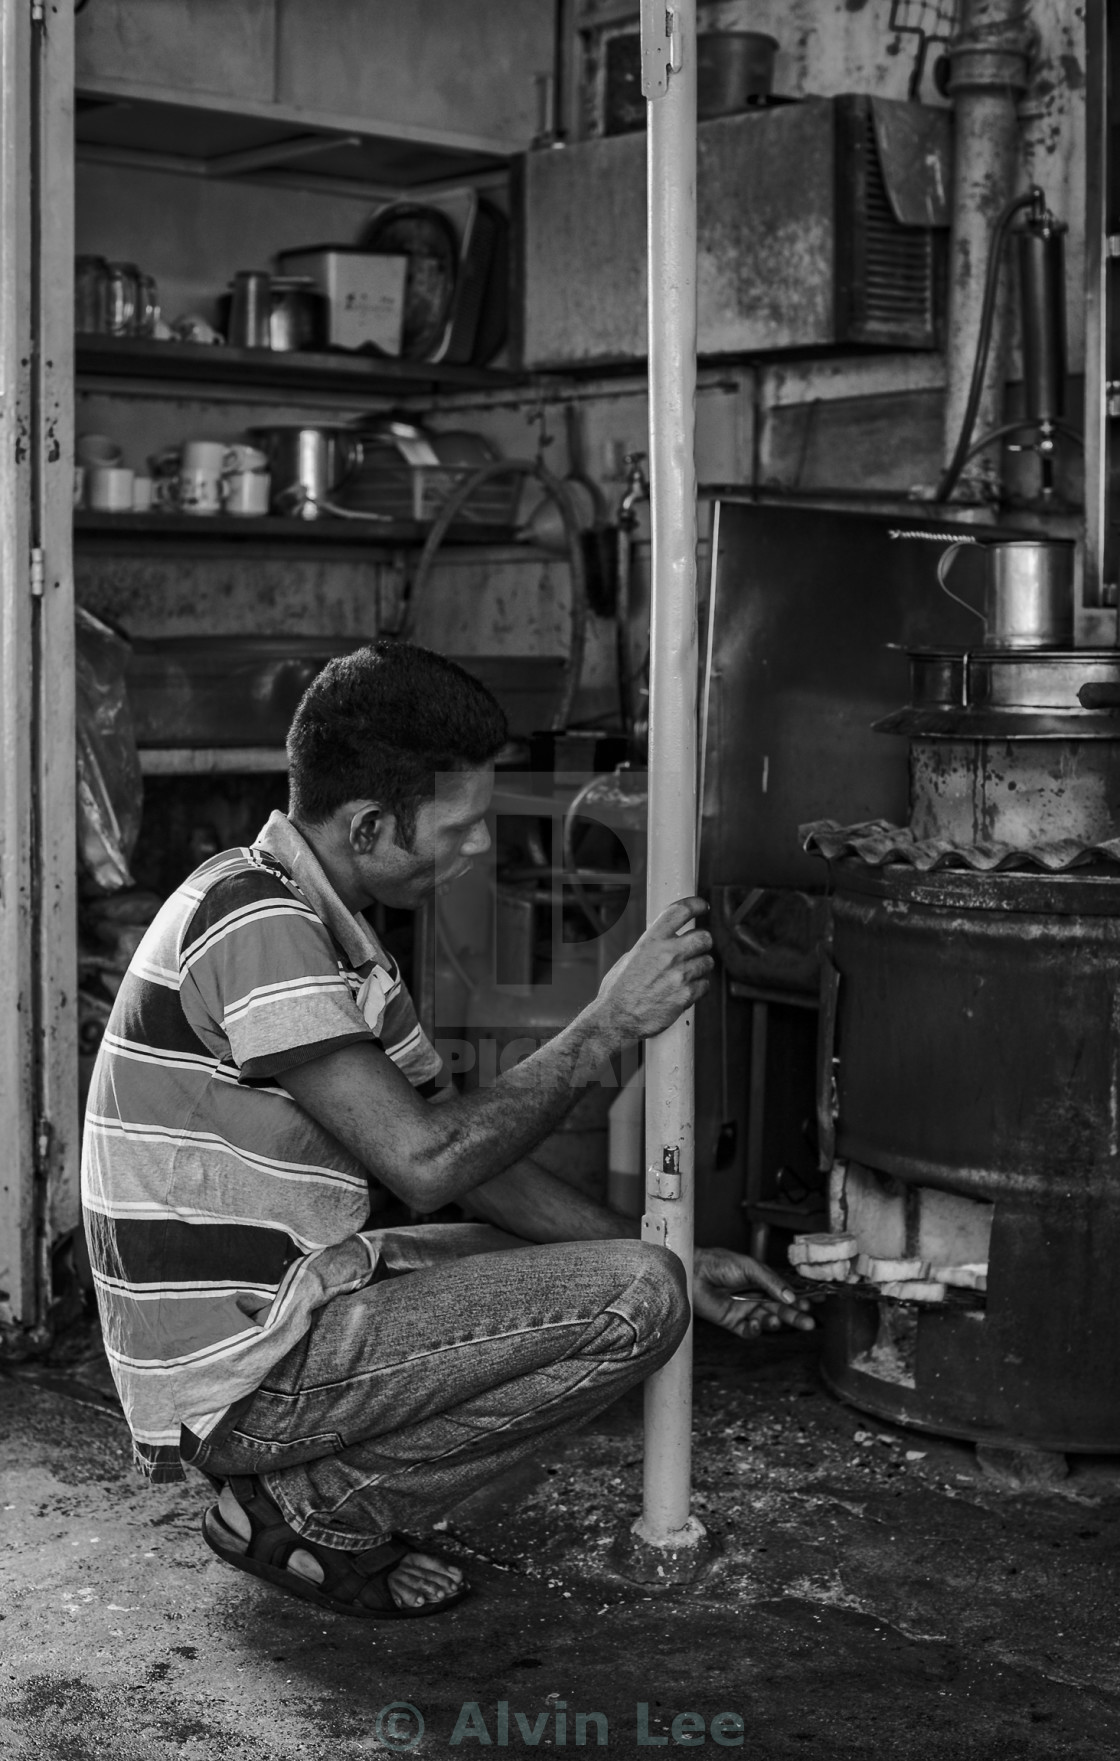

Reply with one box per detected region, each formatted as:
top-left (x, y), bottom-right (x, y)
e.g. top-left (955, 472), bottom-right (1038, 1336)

top-left (347, 802), bottom-right (386, 853)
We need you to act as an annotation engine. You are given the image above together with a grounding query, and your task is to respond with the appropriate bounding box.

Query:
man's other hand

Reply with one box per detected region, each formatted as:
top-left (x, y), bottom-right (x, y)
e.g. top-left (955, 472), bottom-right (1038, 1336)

top-left (594, 896), bottom-right (714, 1044)
top-left (692, 1246), bottom-right (816, 1340)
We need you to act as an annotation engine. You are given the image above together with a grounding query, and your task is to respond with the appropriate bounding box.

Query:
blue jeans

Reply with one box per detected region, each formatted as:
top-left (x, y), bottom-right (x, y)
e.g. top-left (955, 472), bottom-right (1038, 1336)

top-left (187, 1225), bottom-right (690, 1550)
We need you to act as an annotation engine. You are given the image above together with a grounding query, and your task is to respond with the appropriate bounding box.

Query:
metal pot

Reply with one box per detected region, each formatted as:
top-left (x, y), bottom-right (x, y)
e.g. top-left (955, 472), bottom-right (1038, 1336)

top-left (247, 424), bottom-right (363, 520)
top-left (221, 275), bottom-right (327, 352)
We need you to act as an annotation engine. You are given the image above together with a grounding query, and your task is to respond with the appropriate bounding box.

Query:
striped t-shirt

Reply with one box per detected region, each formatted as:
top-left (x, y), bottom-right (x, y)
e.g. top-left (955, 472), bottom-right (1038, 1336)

top-left (81, 810), bottom-right (440, 1482)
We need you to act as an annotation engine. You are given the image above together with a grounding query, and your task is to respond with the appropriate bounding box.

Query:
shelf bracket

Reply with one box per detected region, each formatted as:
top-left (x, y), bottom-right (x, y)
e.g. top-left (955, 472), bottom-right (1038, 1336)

top-left (203, 133), bottom-right (363, 179)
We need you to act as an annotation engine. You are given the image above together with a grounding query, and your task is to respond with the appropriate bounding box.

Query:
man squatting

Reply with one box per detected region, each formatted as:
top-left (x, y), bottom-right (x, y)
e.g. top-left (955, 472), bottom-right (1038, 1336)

top-left (82, 641), bottom-right (812, 1620)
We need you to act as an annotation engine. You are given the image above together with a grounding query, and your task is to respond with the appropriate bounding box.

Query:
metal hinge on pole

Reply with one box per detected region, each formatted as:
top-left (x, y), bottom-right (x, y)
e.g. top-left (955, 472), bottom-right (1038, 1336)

top-left (29, 548), bottom-right (44, 596)
top-left (639, 0), bottom-right (683, 99)
top-left (650, 1144), bottom-right (682, 1201)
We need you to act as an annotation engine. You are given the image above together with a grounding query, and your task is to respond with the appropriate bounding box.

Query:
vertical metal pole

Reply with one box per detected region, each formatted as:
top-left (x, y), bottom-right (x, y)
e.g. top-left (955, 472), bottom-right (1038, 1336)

top-left (0, 0), bottom-right (77, 1333)
top-left (1084, 0), bottom-right (1113, 611)
top-left (0, 0), bottom-right (38, 1327)
top-left (629, 0), bottom-right (708, 1577)
top-left (35, 0), bottom-right (79, 1307)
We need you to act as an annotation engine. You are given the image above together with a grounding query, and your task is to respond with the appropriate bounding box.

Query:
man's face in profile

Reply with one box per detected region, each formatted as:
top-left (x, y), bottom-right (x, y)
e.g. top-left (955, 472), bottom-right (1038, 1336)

top-left (361, 764), bottom-right (494, 909)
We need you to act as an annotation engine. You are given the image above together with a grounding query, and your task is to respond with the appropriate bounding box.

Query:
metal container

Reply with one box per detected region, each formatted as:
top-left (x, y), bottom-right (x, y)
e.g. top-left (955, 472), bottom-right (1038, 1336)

top-left (938, 538), bottom-right (1075, 650)
top-left (875, 649), bottom-right (1120, 847)
top-left (266, 277), bottom-right (327, 352)
top-left (1017, 220), bottom-right (1067, 424)
top-left (897, 646), bottom-right (1120, 720)
top-left (907, 738), bottom-right (1120, 846)
top-left (227, 271), bottom-right (271, 348)
top-left (822, 860), bottom-right (1120, 1451)
top-left (219, 276), bottom-right (327, 352)
top-left (247, 423), bottom-right (362, 519)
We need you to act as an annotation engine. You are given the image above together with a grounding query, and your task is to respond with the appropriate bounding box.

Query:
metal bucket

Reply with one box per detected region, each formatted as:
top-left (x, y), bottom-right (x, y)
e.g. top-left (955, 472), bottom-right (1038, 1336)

top-left (938, 538), bottom-right (1075, 650)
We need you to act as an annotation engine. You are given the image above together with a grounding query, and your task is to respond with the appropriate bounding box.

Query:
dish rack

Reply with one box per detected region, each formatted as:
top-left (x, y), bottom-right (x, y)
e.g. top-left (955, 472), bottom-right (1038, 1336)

top-left (340, 430), bottom-right (521, 527)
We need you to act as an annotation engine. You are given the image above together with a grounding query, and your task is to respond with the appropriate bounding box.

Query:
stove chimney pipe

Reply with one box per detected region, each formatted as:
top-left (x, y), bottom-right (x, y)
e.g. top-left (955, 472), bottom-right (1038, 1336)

top-left (941, 0), bottom-right (1033, 504)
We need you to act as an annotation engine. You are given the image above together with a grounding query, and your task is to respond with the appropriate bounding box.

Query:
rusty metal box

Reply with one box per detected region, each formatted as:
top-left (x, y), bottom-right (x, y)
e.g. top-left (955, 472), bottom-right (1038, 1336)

top-left (521, 95), bottom-right (949, 368)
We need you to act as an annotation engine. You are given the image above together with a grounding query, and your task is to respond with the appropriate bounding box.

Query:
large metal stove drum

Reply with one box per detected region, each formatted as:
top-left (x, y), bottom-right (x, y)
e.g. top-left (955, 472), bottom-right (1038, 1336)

top-left (821, 862), bottom-right (1120, 1451)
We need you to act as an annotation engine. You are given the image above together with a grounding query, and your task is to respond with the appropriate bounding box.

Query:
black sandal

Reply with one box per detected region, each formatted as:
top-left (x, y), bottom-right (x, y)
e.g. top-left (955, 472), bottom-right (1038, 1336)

top-left (202, 1474), bottom-right (470, 1620)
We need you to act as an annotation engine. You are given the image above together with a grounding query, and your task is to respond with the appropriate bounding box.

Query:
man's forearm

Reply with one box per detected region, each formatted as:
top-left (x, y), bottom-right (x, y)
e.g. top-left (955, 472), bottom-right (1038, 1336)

top-left (416, 1005), bottom-right (625, 1207)
top-left (281, 894), bottom-right (711, 1216)
top-left (458, 1152), bottom-right (641, 1244)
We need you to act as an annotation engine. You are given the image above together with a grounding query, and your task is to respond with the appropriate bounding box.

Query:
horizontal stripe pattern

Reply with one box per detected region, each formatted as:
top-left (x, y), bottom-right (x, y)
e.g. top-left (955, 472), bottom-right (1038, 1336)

top-left (82, 818), bottom-right (440, 1480)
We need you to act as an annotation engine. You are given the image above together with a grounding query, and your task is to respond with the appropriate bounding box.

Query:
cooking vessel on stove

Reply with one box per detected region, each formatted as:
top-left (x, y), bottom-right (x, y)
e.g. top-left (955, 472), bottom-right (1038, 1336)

top-left (937, 538), bottom-right (1074, 651)
top-left (247, 423), bottom-right (362, 519)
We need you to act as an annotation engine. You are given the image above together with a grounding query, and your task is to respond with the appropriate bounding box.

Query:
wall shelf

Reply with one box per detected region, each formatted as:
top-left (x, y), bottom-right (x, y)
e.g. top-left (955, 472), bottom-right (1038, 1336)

top-left (74, 511), bottom-right (517, 551)
top-left (139, 747), bottom-right (288, 775)
top-left (75, 335), bottom-right (512, 403)
top-left (75, 80), bottom-right (514, 193)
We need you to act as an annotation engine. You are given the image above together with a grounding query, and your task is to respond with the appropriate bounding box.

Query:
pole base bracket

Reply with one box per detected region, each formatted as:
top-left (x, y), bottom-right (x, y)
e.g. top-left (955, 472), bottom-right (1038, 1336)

top-left (608, 1514), bottom-right (717, 1585)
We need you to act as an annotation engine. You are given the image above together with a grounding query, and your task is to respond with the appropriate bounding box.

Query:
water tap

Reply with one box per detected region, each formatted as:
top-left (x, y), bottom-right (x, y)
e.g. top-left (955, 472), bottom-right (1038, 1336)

top-left (617, 451), bottom-right (648, 528)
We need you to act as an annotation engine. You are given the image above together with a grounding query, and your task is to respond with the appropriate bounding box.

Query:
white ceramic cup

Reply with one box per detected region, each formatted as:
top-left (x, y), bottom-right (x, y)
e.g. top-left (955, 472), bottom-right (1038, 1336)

top-left (87, 465), bottom-right (135, 512)
top-left (223, 444), bottom-right (270, 517)
top-left (178, 440), bottom-right (227, 515)
top-left (77, 433), bottom-right (123, 467)
top-left (131, 475), bottom-right (154, 513)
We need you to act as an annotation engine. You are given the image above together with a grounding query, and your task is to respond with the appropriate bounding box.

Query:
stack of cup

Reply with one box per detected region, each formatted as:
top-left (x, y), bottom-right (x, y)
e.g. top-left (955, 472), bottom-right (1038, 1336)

top-left (76, 433), bottom-right (154, 513)
top-left (148, 439), bottom-right (271, 516)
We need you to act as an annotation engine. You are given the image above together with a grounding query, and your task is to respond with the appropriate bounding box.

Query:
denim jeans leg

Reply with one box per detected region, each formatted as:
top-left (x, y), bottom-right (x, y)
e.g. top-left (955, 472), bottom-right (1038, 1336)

top-left (197, 1235), bottom-right (689, 1550)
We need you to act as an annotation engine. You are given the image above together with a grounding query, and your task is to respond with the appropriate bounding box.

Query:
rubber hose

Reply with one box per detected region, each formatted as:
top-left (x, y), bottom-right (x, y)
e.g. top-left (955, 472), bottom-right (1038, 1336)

top-left (396, 458), bottom-right (588, 732)
top-left (935, 188), bottom-right (1039, 504)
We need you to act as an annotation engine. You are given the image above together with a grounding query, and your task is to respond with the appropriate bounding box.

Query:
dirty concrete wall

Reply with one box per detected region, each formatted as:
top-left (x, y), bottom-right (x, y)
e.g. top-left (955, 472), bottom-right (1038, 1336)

top-left (564, 0), bottom-right (1085, 494)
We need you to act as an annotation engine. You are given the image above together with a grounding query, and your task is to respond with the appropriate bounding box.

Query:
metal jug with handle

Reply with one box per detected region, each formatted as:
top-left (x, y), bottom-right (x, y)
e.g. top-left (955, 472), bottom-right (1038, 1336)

top-left (247, 424), bottom-right (363, 520)
top-left (937, 538), bottom-right (1075, 650)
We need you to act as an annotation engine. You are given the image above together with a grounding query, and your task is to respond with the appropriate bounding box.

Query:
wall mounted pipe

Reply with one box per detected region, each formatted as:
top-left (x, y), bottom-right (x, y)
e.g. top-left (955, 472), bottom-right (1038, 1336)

top-left (940, 0), bottom-right (1032, 503)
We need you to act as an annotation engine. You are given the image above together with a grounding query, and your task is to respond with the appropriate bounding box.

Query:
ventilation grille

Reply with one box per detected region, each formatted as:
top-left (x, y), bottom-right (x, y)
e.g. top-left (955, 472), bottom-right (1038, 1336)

top-left (845, 106), bottom-right (939, 346)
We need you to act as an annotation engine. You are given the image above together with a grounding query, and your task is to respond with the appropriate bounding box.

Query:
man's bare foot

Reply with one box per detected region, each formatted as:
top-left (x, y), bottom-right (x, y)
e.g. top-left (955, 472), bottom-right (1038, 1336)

top-left (216, 1483), bottom-right (463, 1609)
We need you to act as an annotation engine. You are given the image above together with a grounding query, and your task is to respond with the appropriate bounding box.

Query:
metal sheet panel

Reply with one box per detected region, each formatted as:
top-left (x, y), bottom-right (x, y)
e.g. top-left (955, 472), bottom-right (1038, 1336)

top-left (700, 502), bottom-right (1028, 890)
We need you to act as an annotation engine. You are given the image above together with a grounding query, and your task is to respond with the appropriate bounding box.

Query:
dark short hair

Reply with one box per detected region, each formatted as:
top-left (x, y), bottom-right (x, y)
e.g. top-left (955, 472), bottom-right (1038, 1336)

top-left (287, 640), bottom-right (507, 843)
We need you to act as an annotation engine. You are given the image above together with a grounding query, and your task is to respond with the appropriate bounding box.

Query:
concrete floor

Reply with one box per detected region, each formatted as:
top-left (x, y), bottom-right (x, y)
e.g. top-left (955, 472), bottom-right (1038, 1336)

top-left (2, 1320), bottom-right (1120, 1761)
